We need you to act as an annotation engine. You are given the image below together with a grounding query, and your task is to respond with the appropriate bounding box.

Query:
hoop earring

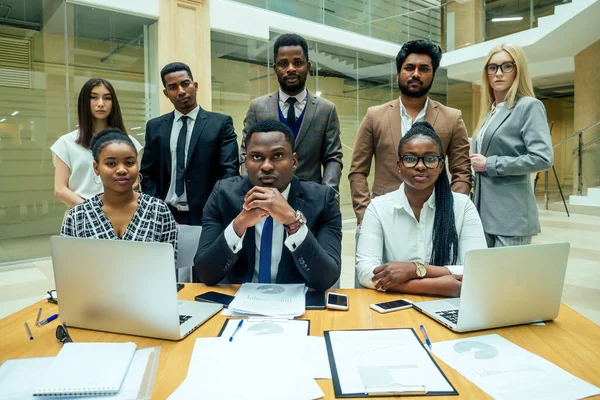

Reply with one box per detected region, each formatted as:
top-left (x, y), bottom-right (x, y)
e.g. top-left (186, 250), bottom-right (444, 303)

top-left (93, 175), bottom-right (101, 185)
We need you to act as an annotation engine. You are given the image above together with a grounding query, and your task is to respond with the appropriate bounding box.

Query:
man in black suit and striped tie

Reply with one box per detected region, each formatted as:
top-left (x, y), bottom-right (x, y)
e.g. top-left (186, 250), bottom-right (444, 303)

top-left (140, 62), bottom-right (239, 225)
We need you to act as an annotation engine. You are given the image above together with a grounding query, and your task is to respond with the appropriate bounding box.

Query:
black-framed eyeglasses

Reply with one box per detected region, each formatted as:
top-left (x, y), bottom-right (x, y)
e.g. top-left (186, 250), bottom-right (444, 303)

top-left (47, 290), bottom-right (58, 305)
top-left (56, 323), bottom-right (73, 345)
top-left (485, 61), bottom-right (516, 75)
top-left (399, 155), bottom-right (443, 169)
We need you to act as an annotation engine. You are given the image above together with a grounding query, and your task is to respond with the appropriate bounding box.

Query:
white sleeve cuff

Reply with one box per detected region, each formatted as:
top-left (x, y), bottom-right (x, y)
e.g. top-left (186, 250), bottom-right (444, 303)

top-left (445, 265), bottom-right (464, 275)
top-left (284, 223), bottom-right (308, 252)
top-left (224, 221), bottom-right (245, 254)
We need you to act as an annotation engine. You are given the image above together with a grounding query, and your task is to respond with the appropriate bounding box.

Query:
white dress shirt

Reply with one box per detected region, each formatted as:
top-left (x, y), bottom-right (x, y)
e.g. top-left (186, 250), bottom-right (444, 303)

top-left (474, 102), bottom-right (506, 153)
top-left (278, 88), bottom-right (308, 119)
top-left (165, 105), bottom-right (200, 207)
top-left (399, 97), bottom-right (429, 136)
top-left (223, 184), bottom-right (309, 282)
top-left (356, 183), bottom-right (487, 288)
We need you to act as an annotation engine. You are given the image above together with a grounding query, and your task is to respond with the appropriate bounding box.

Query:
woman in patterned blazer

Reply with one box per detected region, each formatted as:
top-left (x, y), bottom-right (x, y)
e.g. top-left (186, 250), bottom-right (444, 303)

top-left (60, 128), bottom-right (178, 260)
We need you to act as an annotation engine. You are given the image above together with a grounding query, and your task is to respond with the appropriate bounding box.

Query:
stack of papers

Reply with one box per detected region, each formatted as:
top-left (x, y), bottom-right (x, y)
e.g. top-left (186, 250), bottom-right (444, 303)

top-left (226, 283), bottom-right (306, 317)
top-left (0, 345), bottom-right (160, 400)
top-left (168, 337), bottom-right (325, 399)
top-left (432, 334), bottom-right (600, 400)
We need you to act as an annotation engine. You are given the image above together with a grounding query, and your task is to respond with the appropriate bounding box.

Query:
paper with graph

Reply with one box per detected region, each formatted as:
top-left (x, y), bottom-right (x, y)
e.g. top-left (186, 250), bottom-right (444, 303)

top-left (432, 333), bottom-right (600, 400)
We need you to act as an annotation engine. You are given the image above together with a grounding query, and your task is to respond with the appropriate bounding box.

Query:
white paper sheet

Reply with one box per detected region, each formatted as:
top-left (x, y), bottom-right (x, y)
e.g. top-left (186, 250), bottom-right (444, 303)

top-left (328, 329), bottom-right (454, 395)
top-left (227, 283), bottom-right (306, 317)
top-left (432, 334), bottom-right (600, 400)
top-left (220, 318), bottom-right (310, 339)
top-left (168, 336), bottom-right (323, 400)
top-left (0, 348), bottom-right (156, 400)
top-left (301, 336), bottom-right (332, 380)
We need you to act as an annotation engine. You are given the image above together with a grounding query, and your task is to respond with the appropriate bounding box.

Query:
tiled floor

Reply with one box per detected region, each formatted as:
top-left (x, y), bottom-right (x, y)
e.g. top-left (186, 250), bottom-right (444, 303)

top-left (1, 208), bottom-right (599, 326)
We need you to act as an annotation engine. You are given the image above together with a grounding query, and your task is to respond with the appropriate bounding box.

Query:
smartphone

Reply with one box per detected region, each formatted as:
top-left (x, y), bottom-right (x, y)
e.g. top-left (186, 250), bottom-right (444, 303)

top-left (177, 283), bottom-right (185, 292)
top-left (306, 291), bottom-right (326, 310)
top-left (370, 298), bottom-right (413, 313)
top-left (326, 292), bottom-right (349, 311)
top-left (195, 291), bottom-right (235, 307)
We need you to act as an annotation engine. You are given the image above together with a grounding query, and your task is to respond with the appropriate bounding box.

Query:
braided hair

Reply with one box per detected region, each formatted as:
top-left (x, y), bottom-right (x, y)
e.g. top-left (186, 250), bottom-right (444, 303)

top-left (398, 121), bottom-right (458, 266)
top-left (90, 128), bottom-right (136, 163)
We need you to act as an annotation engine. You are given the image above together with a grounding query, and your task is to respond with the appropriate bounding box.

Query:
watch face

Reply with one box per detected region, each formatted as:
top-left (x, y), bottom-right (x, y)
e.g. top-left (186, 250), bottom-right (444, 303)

top-left (296, 211), bottom-right (307, 224)
top-left (416, 264), bottom-right (427, 278)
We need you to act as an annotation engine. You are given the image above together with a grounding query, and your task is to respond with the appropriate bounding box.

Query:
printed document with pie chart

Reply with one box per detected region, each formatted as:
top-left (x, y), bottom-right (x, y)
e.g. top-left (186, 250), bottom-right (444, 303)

top-left (432, 333), bottom-right (600, 400)
top-left (227, 283), bottom-right (306, 317)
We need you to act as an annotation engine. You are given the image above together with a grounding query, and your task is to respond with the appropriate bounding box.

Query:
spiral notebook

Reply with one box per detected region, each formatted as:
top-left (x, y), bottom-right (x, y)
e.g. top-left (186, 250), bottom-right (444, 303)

top-left (33, 342), bottom-right (137, 397)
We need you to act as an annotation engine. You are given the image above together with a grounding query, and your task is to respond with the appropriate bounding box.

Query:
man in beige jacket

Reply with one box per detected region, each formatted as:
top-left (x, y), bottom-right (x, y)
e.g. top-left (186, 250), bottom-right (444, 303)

top-left (349, 40), bottom-right (471, 224)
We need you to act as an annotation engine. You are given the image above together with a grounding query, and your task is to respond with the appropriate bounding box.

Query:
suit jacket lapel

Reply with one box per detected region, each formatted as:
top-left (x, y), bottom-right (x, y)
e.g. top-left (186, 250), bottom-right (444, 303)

top-left (295, 90), bottom-right (317, 149)
top-left (185, 107), bottom-right (208, 166)
top-left (424, 100), bottom-right (439, 128)
top-left (276, 177), bottom-right (304, 283)
top-left (267, 92), bottom-right (279, 121)
top-left (481, 106), bottom-right (512, 155)
top-left (388, 100), bottom-right (402, 161)
top-left (162, 112), bottom-right (175, 175)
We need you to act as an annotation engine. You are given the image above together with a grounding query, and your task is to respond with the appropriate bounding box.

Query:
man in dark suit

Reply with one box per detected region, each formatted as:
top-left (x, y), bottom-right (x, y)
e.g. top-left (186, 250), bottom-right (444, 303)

top-left (194, 120), bottom-right (342, 291)
top-left (241, 34), bottom-right (343, 196)
top-left (140, 62), bottom-right (239, 225)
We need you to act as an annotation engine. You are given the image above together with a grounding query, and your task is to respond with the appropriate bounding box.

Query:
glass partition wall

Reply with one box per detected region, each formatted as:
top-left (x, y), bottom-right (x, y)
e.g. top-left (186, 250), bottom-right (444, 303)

top-left (0, 0), bottom-right (157, 263)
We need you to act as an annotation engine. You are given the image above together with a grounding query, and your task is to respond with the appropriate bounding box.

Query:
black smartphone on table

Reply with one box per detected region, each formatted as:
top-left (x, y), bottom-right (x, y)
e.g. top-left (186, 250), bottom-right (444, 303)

top-left (195, 291), bottom-right (235, 307)
top-left (177, 283), bottom-right (185, 292)
top-left (305, 291), bottom-right (326, 310)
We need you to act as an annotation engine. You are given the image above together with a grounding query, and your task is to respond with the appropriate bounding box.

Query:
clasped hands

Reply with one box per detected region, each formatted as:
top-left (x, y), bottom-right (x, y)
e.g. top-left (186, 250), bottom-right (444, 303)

top-left (233, 186), bottom-right (296, 237)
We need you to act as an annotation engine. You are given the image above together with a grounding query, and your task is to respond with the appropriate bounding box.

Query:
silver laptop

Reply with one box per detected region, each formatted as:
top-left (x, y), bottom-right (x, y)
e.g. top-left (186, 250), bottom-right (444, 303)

top-left (413, 242), bottom-right (570, 333)
top-left (50, 236), bottom-right (222, 340)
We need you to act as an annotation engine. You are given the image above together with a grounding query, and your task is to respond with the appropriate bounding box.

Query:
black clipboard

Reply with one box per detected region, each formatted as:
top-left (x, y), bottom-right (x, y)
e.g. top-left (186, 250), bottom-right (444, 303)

top-left (217, 318), bottom-right (312, 337)
top-left (324, 328), bottom-right (458, 398)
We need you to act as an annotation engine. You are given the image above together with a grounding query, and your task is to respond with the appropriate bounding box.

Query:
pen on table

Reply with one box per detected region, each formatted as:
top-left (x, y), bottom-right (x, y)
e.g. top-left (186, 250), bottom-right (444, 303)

top-left (420, 324), bottom-right (432, 350)
top-left (37, 314), bottom-right (59, 327)
top-left (228, 319), bottom-right (244, 342)
top-left (24, 322), bottom-right (33, 340)
top-left (35, 308), bottom-right (42, 326)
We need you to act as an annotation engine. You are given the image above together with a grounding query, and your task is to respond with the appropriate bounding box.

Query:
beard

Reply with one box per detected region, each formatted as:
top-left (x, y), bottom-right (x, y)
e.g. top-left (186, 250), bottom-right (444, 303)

top-left (398, 78), bottom-right (433, 98)
top-left (278, 73), bottom-right (307, 95)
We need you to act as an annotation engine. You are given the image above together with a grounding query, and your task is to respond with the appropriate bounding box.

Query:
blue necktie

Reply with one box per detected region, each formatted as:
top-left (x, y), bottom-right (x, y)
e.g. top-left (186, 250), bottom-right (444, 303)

top-left (175, 116), bottom-right (189, 197)
top-left (258, 217), bottom-right (273, 283)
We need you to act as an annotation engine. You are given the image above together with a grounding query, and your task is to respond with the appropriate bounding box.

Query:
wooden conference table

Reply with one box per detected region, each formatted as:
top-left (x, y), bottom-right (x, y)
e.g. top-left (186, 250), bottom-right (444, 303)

top-left (1, 285), bottom-right (599, 399)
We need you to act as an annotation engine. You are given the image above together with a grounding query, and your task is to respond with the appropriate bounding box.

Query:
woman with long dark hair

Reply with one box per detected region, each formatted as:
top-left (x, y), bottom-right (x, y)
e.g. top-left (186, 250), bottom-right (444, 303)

top-left (356, 122), bottom-right (486, 297)
top-left (51, 78), bottom-right (142, 207)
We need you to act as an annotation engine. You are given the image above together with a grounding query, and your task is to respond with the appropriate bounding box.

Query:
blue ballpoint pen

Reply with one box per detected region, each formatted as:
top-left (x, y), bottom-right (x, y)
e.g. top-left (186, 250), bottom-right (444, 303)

top-left (420, 324), bottom-right (432, 350)
top-left (228, 320), bottom-right (244, 342)
top-left (37, 314), bottom-right (59, 327)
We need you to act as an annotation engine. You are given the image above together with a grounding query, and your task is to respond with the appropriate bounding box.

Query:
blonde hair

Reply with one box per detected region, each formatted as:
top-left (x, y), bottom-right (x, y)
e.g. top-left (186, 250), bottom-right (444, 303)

top-left (474, 43), bottom-right (535, 135)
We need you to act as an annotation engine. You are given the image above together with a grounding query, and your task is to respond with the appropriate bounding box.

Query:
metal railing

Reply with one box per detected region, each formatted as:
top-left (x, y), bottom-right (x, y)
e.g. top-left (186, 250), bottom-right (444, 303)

top-left (552, 120), bottom-right (600, 196)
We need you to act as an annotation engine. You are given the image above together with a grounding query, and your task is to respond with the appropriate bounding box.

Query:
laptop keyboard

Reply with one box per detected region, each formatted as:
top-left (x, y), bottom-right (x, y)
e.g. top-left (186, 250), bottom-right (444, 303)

top-left (179, 314), bottom-right (192, 325)
top-left (436, 309), bottom-right (459, 324)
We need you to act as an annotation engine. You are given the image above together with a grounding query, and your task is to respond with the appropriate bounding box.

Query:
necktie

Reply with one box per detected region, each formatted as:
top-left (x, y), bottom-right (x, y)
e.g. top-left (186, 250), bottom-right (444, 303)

top-left (175, 116), bottom-right (189, 197)
top-left (286, 97), bottom-right (297, 126)
top-left (258, 217), bottom-right (273, 283)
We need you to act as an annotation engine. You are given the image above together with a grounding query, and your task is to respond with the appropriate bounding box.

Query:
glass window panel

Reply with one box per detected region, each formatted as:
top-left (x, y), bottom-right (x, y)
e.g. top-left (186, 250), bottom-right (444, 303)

top-left (0, 1), bottom-right (157, 263)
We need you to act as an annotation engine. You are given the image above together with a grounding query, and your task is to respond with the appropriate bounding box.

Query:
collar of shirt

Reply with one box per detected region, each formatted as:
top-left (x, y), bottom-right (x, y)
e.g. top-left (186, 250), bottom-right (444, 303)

top-left (173, 105), bottom-right (200, 123)
top-left (278, 88), bottom-right (307, 106)
top-left (491, 101), bottom-right (506, 113)
top-left (399, 96), bottom-right (429, 122)
top-left (393, 183), bottom-right (436, 212)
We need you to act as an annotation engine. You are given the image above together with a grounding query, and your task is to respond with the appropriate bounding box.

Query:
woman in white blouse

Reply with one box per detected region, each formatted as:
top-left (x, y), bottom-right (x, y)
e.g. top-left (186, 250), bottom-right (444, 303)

top-left (356, 122), bottom-right (487, 297)
top-left (51, 78), bottom-right (142, 208)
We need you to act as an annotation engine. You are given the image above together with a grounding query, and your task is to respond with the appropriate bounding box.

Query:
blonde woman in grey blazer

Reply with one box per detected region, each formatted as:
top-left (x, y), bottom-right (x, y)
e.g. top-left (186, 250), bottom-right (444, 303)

top-left (471, 43), bottom-right (553, 248)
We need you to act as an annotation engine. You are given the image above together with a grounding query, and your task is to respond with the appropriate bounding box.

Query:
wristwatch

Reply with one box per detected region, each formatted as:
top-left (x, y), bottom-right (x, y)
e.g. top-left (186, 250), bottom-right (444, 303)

top-left (285, 210), bottom-right (307, 235)
top-left (414, 261), bottom-right (427, 278)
